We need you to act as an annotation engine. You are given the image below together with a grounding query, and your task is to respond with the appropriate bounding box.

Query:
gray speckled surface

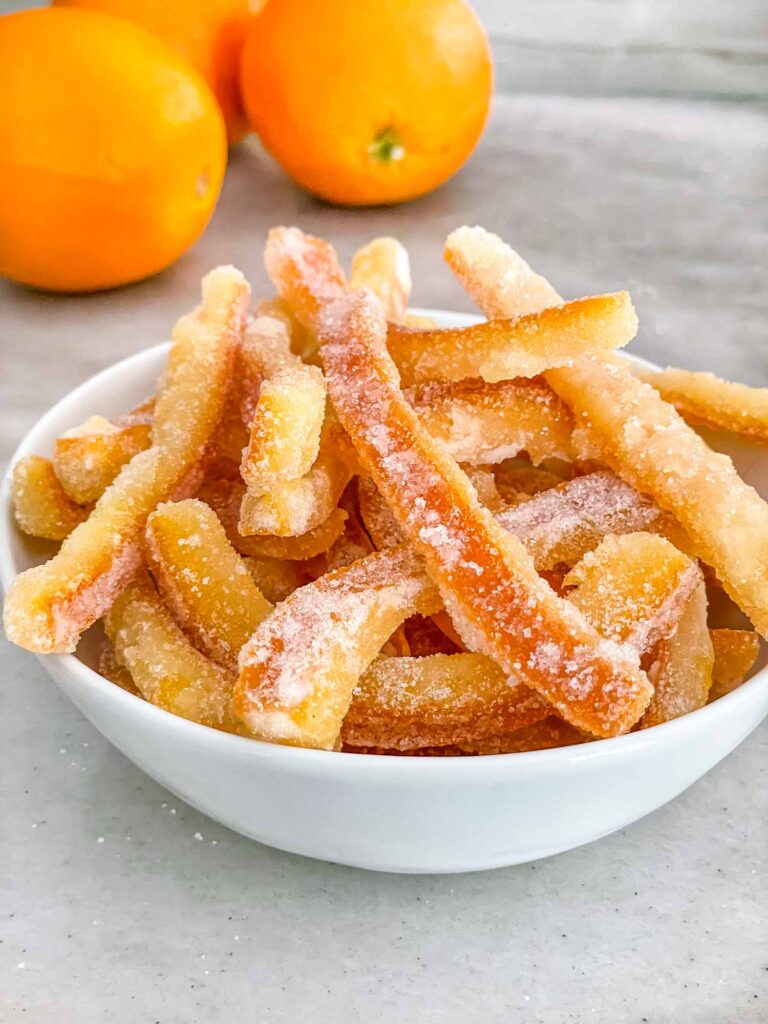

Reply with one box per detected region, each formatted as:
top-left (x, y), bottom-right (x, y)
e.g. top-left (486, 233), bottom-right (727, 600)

top-left (2, 19), bottom-right (768, 1024)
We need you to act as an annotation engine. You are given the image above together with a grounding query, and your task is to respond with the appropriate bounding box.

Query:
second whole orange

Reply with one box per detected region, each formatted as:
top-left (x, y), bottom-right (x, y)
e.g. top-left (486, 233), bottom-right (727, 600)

top-left (240, 0), bottom-right (493, 206)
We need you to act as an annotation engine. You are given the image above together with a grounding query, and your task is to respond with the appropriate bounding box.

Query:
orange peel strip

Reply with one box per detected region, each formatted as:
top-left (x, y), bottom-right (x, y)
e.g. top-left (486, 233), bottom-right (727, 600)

top-left (3, 267), bottom-right (249, 653)
top-left (341, 653), bottom-right (550, 751)
top-left (324, 500), bottom-right (375, 573)
top-left (145, 499), bottom-right (273, 671)
top-left (455, 716), bottom-right (586, 755)
top-left (241, 364), bottom-right (326, 495)
top-left (463, 466), bottom-right (504, 511)
top-left (350, 237), bottom-right (411, 322)
top-left (98, 639), bottom-right (139, 695)
top-left (387, 293), bottom-right (638, 385)
top-left (53, 401), bottom-right (154, 505)
top-left (235, 545), bottom-right (441, 749)
top-left (494, 464), bottom-right (567, 503)
top-left (239, 415), bottom-right (352, 537)
top-left (233, 468), bottom-right (666, 748)
top-left (358, 475), bottom-right (407, 550)
top-left (358, 467), bottom-right (667, 569)
top-left (403, 614), bottom-right (462, 656)
top-left (630, 363), bottom-right (768, 441)
top-left (494, 470), bottom-right (666, 570)
top-left (343, 716), bottom-right (585, 756)
top-left (407, 377), bottom-right (574, 466)
top-left (265, 225), bottom-right (348, 328)
top-left (242, 556), bottom-right (315, 604)
top-left (198, 474), bottom-right (348, 561)
top-left (445, 225), bottom-right (768, 638)
top-left (707, 629), bottom-right (761, 702)
top-left (641, 583), bottom-right (713, 727)
top-left (105, 577), bottom-right (239, 733)
top-left (314, 288), bottom-right (651, 738)
top-left (239, 314), bottom-right (327, 488)
top-left (12, 455), bottom-right (90, 540)
top-left (565, 532), bottom-right (702, 656)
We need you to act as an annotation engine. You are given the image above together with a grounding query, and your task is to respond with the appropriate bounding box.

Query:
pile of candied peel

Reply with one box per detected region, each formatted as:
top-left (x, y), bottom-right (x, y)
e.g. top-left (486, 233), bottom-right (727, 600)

top-left (4, 226), bottom-right (766, 755)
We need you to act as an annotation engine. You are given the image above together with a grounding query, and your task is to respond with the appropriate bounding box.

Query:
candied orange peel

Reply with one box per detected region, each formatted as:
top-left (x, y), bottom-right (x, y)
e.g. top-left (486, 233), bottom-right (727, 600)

top-left (12, 455), bottom-right (90, 541)
top-left (6, 222), bottom-right (767, 761)
top-left (235, 546), bottom-right (441, 749)
top-left (145, 499), bottom-right (272, 671)
top-left (407, 378), bottom-right (574, 466)
top-left (105, 576), bottom-right (240, 733)
top-left (53, 401), bottom-right (153, 505)
top-left (708, 629), bottom-right (761, 702)
top-left (631, 363), bottom-right (768, 441)
top-left (387, 292), bottom-right (638, 385)
top-left (267, 234), bottom-right (653, 737)
top-left (4, 266), bottom-right (249, 653)
top-left (446, 224), bottom-right (768, 640)
top-left (350, 236), bottom-right (411, 322)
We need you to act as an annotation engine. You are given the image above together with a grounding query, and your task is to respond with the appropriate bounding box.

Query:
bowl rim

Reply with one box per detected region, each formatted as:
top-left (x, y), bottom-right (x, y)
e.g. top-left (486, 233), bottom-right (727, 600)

top-left (2, 306), bottom-right (766, 777)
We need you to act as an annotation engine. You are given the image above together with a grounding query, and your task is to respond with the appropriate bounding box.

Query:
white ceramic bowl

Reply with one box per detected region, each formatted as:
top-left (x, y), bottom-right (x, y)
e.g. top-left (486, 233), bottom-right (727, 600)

top-left (3, 309), bottom-right (767, 874)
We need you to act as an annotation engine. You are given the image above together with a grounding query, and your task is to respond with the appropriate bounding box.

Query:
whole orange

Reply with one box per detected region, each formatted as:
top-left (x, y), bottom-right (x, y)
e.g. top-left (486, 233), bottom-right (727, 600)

top-left (0, 8), bottom-right (227, 293)
top-left (54, 0), bottom-right (257, 142)
top-left (239, 0), bottom-right (493, 206)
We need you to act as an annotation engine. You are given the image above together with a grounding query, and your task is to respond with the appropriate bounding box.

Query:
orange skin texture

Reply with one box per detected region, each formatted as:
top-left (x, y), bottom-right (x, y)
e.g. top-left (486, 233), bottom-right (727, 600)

top-left (240, 0), bottom-right (493, 206)
top-left (0, 8), bottom-right (227, 292)
top-left (55, 0), bottom-right (256, 142)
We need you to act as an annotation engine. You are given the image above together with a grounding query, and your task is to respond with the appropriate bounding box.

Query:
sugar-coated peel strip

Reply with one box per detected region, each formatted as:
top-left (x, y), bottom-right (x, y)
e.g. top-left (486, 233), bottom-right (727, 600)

top-left (240, 314), bottom-right (326, 483)
top-left (708, 629), bottom-right (760, 702)
top-left (358, 475), bottom-right (407, 549)
top-left (341, 653), bottom-right (550, 751)
top-left (265, 225), bottom-right (348, 329)
top-left (314, 287), bottom-right (651, 738)
top-left (98, 639), bottom-right (139, 695)
top-left (198, 474), bottom-right (348, 560)
top-left (4, 267), bottom-right (250, 654)
top-left (253, 297), bottom-right (317, 364)
top-left (235, 546), bottom-right (442, 749)
top-left (407, 378), bottom-right (574, 466)
top-left (403, 614), bottom-right (462, 656)
top-left (494, 464), bottom-right (566, 502)
top-left (242, 555), bottom-right (315, 604)
top-left (463, 467), bottom-right (504, 511)
top-left (387, 292), bottom-right (638, 385)
top-left (446, 224), bottom-right (768, 638)
top-left (551, 358), bottom-right (768, 637)
top-left (53, 401), bottom-right (154, 505)
top-left (239, 415), bottom-right (353, 537)
top-left (630, 362), bottom-right (768, 441)
top-left (105, 577), bottom-right (240, 733)
top-left (324, 500), bottom-right (374, 573)
top-left (445, 226), bottom-right (563, 318)
top-left (565, 532), bottom-right (701, 655)
top-left (241, 364), bottom-right (326, 495)
top-left (343, 716), bottom-right (585, 757)
top-left (350, 237), bottom-right (411, 322)
top-left (12, 456), bottom-right (90, 540)
top-left (358, 467), bottom-right (667, 570)
top-left (454, 716), bottom-right (586, 755)
top-left (493, 470), bottom-right (667, 570)
top-left (145, 499), bottom-right (273, 671)
top-left (214, 309), bottom-right (299, 464)
top-left (641, 583), bottom-right (713, 727)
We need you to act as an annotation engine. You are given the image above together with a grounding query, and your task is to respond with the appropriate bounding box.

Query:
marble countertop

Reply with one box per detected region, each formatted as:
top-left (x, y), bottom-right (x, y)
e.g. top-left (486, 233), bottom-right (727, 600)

top-left (2, 46), bottom-right (767, 1024)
